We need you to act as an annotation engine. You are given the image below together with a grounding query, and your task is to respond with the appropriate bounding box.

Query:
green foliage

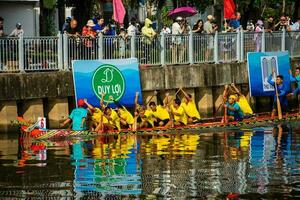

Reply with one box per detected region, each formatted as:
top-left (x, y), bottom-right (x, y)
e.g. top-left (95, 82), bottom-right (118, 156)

top-left (43, 0), bottom-right (57, 9)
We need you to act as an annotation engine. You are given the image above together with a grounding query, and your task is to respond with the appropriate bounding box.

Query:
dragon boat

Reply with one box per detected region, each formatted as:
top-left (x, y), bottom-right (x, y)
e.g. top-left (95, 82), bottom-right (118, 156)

top-left (13, 112), bottom-right (300, 141)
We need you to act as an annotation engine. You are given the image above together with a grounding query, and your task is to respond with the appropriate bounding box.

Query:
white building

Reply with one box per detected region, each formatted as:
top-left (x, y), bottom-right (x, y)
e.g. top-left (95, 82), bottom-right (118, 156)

top-left (0, 0), bottom-right (40, 36)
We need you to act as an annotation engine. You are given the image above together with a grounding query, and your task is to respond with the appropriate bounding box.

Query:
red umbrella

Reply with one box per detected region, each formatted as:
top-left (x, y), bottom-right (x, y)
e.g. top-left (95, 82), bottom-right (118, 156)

top-left (168, 6), bottom-right (198, 19)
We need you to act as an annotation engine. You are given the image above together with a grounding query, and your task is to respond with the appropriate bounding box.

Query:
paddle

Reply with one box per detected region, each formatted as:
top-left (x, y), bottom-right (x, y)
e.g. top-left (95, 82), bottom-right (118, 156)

top-left (132, 92), bottom-right (139, 132)
top-left (273, 69), bottom-right (283, 120)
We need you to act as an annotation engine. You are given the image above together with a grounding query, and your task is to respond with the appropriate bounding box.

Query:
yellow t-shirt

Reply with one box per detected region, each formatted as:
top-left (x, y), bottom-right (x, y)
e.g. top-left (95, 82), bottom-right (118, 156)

top-left (119, 107), bottom-right (134, 125)
top-left (109, 109), bottom-right (121, 131)
top-left (92, 108), bottom-right (108, 124)
top-left (237, 95), bottom-right (253, 115)
top-left (143, 110), bottom-right (154, 127)
top-left (171, 105), bottom-right (188, 125)
top-left (152, 105), bottom-right (170, 120)
top-left (181, 100), bottom-right (201, 119)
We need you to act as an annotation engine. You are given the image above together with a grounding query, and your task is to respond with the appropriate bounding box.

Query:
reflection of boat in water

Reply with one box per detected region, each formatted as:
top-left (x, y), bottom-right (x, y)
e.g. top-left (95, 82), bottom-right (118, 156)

top-left (14, 113), bottom-right (300, 141)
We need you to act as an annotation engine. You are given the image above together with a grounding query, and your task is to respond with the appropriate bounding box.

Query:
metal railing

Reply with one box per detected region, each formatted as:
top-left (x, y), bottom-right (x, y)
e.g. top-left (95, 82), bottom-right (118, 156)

top-left (0, 29), bottom-right (299, 73)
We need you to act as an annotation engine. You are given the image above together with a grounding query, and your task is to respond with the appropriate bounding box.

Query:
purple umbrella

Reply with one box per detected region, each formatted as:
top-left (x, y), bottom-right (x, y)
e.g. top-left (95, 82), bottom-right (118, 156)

top-left (168, 6), bottom-right (198, 19)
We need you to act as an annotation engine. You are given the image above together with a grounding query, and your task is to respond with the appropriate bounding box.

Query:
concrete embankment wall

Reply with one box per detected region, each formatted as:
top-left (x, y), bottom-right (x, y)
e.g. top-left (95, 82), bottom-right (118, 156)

top-left (1, 60), bottom-right (299, 132)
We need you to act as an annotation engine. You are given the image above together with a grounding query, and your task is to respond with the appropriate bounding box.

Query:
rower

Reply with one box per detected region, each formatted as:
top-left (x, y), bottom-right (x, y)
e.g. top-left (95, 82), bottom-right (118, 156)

top-left (84, 98), bottom-right (108, 131)
top-left (60, 99), bottom-right (88, 131)
top-left (137, 106), bottom-right (154, 128)
top-left (179, 88), bottom-right (201, 123)
top-left (267, 73), bottom-right (288, 118)
top-left (170, 98), bottom-right (188, 126)
top-left (103, 107), bottom-right (121, 131)
top-left (230, 83), bottom-right (253, 117)
top-left (223, 95), bottom-right (244, 123)
top-left (148, 91), bottom-right (171, 127)
top-left (113, 100), bottom-right (134, 129)
top-left (289, 67), bottom-right (300, 97)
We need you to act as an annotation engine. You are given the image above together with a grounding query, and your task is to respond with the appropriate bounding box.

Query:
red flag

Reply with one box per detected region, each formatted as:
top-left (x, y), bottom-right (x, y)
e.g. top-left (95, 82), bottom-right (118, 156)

top-left (224, 0), bottom-right (236, 19)
top-left (113, 0), bottom-right (126, 25)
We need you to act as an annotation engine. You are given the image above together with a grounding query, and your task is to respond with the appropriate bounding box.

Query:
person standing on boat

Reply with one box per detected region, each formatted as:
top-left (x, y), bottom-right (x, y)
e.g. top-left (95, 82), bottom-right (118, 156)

top-left (179, 88), bottom-right (201, 123)
top-left (60, 99), bottom-right (88, 131)
top-left (223, 95), bottom-right (244, 123)
top-left (267, 73), bottom-right (288, 118)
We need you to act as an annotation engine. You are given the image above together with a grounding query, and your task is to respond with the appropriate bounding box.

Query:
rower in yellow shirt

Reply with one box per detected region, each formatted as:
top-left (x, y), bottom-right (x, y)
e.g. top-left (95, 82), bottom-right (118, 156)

top-left (179, 88), bottom-right (201, 123)
top-left (84, 98), bottom-right (108, 131)
top-left (117, 106), bottom-right (134, 129)
top-left (230, 83), bottom-right (253, 116)
top-left (103, 107), bottom-right (121, 131)
top-left (137, 106), bottom-right (154, 128)
top-left (170, 99), bottom-right (188, 126)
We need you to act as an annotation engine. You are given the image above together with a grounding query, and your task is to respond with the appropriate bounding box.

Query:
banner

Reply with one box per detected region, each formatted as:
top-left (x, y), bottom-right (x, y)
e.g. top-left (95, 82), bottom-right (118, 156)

top-left (72, 58), bottom-right (142, 108)
top-left (247, 51), bottom-right (291, 97)
top-left (224, 0), bottom-right (236, 19)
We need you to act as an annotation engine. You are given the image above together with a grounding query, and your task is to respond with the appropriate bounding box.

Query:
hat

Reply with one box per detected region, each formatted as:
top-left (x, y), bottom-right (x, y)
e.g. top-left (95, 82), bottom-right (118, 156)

top-left (86, 20), bottom-right (95, 27)
top-left (77, 99), bottom-right (85, 107)
top-left (256, 20), bottom-right (263, 26)
top-left (229, 95), bottom-right (237, 101)
top-left (16, 22), bottom-right (21, 27)
top-left (207, 15), bottom-right (213, 20)
top-left (176, 16), bottom-right (183, 21)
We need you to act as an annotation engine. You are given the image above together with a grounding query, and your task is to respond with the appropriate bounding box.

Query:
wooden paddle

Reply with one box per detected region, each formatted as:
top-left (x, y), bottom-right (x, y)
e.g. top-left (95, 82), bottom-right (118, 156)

top-left (273, 69), bottom-right (283, 120)
top-left (132, 92), bottom-right (139, 132)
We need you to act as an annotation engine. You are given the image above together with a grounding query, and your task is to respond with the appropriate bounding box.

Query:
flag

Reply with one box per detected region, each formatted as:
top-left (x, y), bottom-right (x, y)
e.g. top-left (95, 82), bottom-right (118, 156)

top-left (113, 0), bottom-right (126, 24)
top-left (224, 0), bottom-right (236, 19)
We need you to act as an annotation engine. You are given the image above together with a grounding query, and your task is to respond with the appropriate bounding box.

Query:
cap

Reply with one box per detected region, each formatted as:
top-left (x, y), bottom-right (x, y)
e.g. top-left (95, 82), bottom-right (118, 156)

top-left (77, 99), bottom-right (85, 107)
top-left (229, 95), bottom-right (237, 101)
top-left (207, 15), bottom-right (213, 20)
top-left (86, 20), bottom-right (95, 27)
top-left (176, 16), bottom-right (183, 21)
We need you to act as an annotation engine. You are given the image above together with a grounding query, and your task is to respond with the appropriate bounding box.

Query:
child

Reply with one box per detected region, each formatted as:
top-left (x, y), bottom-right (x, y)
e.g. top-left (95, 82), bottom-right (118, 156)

top-left (118, 28), bottom-right (128, 58)
top-left (223, 95), bottom-right (244, 123)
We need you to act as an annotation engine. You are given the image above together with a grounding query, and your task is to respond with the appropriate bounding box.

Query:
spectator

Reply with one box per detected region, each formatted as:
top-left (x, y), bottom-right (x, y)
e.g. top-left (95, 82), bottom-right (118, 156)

top-left (171, 17), bottom-right (184, 63)
top-left (82, 20), bottom-right (97, 59)
top-left (9, 23), bottom-right (24, 37)
top-left (246, 20), bottom-right (255, 32)
top-left (229, 12), bottom-right (241, 30)
top-left (62, 17), bottom-right (72, 32)
top-left (93, 16), bottom-right (105, 33)
top-left (264, 16), bottom-right (275, 32)
top-left (127, 18), bottom-right (138, 36)
top-left (275, 16), bottom-right (290, 31)
top-left (161, 24), bottom-right (171, 34)
top-left (118, 28), bottom-right (128, 58)
top-left (204, 15), bottom-right (217, 61)
top-left (141, 18), bottom-right (157, 63)
top-left (103, 23), bottom-right (116, 59)
top-left (222, 19), bottom-right (232, 33)
top-left (254, 20), bottom-right (263, 52)
top-left (64, 19), bottom-right (81, 37)
top-left (291, 17), bottom-right (300, 31)
top-left (192, 19), bottom-right (204, 34)
top-left (0, 17), bottom-right (4, 37)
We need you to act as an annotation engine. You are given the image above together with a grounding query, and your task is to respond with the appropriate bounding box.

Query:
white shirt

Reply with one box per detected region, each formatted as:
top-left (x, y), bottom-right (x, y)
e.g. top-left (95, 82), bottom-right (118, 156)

top-left (171, 22), bottom-right (183, 35)
top-left (161, 27), bottom-right (171, 34)
top-left (291, 22), bottom-right (300, 31)
top-left (9, 28), bottom-right (24, 37)
top-left (127, 25), bottom-right (137, 36)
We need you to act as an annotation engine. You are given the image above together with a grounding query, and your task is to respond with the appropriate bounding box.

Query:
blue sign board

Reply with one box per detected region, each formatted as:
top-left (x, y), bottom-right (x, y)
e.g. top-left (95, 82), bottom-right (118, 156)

top-left (247, 51), bottom-right (291, 96)
top-left (72, 59), bottom-right (142, 108)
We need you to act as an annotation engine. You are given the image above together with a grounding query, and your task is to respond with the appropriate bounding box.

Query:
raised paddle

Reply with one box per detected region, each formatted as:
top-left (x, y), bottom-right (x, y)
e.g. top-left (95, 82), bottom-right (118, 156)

top-left (132, 92), bottom-right (139, 132)
top-left (273, 69), bottom-right (283, 120)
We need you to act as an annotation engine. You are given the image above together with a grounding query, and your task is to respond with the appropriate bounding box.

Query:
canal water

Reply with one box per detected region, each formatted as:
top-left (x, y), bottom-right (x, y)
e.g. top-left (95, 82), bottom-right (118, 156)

top-left (0, 124), bottom-right (299, 199)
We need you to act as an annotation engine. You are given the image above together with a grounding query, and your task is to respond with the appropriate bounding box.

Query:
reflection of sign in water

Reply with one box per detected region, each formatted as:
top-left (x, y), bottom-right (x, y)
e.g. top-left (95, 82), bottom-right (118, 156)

top-left (261, 56), bottom-right (278, 92)
top-left (92, 64), bottom-right (125, 102)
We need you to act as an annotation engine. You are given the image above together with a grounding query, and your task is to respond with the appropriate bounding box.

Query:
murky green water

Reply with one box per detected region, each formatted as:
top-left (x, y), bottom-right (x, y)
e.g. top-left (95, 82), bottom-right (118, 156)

top-left (0, 124), bottom-right (300, 199)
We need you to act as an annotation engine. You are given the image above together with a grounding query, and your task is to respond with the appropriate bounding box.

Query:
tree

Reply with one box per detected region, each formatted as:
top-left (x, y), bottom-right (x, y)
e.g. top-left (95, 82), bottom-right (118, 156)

top-left (40, 0), bottom-right (57, 36)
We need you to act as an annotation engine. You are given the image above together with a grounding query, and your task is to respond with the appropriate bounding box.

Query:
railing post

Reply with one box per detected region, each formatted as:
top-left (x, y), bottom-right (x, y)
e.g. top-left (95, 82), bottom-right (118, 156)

top-left (131, 35), bottom-right (136, 58)
top-left (63, 33), bottom-right (69, 70)
top-left (236, 30), bottom-right (241, 62)
top-left (261, 28), bottom-right (265, 52)
top-left (189, 30), bottom-right (194, 65)
top-left (214, 31), bottom-right (218, 64)
top-left (240, 29), bottom-right (244, 61)
top-left (281, 28), bottom-right (286, 51)
top-left (18, 33), bottom-right (25, 73)
top-left (57, 32), bottom-right (63, 70)
top-left (98, 33), bottom-right (103, 59)
top-left (160, 33), bottom-right (165, 66)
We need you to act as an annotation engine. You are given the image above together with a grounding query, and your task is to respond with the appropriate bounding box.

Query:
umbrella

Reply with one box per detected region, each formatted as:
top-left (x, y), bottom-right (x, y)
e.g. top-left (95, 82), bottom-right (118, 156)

top-left (168, 6), bottom-right (198, 19)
